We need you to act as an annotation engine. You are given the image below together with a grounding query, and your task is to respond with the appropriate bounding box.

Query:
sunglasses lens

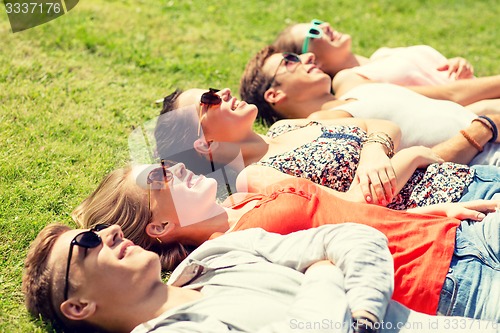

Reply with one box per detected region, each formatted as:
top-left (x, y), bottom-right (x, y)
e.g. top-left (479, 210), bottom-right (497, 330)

top-left (283, 53), bottom-right (301, 63)
top-left (309, 27), bottom-right (321, 36)
top-left (201, 89), bottom-right (222, 105)
top-left (148, 167), bottom-right (173, 184)
top-left (75, 232), bottom-right (101, 248)
top-left (93, 224), bottom-right (111, 232)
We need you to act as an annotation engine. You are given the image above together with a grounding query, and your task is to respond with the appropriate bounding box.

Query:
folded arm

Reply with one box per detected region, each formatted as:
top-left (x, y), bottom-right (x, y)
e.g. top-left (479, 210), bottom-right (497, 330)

top-left (239, 224), bottom-right (393, 321)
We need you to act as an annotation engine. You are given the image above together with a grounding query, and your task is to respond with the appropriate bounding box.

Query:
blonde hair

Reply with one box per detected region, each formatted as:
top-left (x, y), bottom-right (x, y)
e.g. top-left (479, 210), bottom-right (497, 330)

top-left (22, 223), bottom-right (101, 332)
top-left (72, 167), bottom-right (192, 271)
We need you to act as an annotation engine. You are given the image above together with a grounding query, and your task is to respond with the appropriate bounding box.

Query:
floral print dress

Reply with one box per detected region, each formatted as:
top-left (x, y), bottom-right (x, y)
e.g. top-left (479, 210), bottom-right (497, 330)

top-left (257, 121), bottom-right (474, 210)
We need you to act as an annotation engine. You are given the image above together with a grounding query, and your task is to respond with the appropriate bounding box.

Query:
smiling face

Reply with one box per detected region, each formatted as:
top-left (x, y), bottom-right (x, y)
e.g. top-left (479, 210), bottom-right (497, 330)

top-left (176, 88), bottom-right (258, 142)
top-left (263, 52), bottom-right (332, 104)
top-left (290, 22), bottom-right (353, 75)
top-left (48, 224), bottom-right (162, 311)
top-left (133, 163), bottom-right (222, 228)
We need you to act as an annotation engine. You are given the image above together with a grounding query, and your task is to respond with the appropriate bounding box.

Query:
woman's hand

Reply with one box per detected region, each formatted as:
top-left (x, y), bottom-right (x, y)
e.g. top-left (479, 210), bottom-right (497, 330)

top-left (351, 144), bottom-right (397, 205)
top-left (408, 200), bottom-right (500, 220)
top-left (437, 57), bottom-right (474, 80)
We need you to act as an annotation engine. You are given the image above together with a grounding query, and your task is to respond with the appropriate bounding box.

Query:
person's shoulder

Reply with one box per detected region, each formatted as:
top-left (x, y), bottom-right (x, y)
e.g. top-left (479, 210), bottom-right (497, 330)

top-left (333, 68), bottom-right (372, 97)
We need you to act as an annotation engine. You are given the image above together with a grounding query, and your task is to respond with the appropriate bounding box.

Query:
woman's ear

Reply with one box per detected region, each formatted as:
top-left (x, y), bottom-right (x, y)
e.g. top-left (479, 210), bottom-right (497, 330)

top-left (264, 88), bottom-right (286, 106)
top-left (193, 138), bottom-right (219, 155)
top-left (60, 299), bottom-right (96, 321)
top-left (146, 221), bottom-right (175, 240)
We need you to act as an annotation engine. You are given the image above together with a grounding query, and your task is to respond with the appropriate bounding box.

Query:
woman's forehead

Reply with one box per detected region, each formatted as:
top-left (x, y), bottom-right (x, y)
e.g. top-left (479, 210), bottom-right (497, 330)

top-left (178, 89), bottom-right (205, 108)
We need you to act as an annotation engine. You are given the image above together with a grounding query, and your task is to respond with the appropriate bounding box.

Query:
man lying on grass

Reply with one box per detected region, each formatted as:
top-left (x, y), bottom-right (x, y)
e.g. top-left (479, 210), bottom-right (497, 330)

top-left (23, 223), bottom-right (499, 333)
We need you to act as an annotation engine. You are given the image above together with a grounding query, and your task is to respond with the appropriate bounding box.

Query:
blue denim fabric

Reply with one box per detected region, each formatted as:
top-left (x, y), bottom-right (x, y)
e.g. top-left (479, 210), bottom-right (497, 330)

top-left (458, 165), bottom-right (500, 202)
top-left (437, 213), bottom-right (500, 322)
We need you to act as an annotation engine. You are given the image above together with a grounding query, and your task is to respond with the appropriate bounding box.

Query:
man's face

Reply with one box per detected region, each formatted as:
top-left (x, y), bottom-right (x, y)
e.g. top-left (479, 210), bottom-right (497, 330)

top-left (49, 224), bottom-right (162, 308)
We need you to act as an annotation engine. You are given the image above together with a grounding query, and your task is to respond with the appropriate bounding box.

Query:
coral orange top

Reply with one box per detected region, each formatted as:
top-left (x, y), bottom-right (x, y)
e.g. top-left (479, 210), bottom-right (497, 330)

top-left (222, 178), bottom-right (460, 315)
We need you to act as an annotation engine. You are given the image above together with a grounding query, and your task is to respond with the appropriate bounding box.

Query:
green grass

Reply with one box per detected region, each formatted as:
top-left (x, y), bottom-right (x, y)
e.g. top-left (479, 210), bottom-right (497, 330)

top-left (0, 0), bottom-right (498, 331)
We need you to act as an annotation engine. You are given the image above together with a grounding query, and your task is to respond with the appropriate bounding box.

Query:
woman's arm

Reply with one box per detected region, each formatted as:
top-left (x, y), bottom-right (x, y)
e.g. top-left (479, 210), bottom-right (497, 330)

top-left (352, 119), bottom-right (401, 205)
top-left (333, 67), bottom-right (500, 107)
top-left (409, 75), bottom-right (500, 106)
top-left (407, 200), bottom-right (500, 220)
top-left (346, 146), bottom-right (443, 205)
top-left (290, 117), bottom-right (403, 205)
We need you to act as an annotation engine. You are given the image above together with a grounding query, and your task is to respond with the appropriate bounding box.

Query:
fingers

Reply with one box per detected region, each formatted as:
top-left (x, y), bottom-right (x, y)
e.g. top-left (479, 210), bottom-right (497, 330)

top-left (438, 58), bottom-right (474, 80)
top-left (455, 62), bottom-right (474, 79)
top-left (454, 209), bottom-right (486, 221)
top-left (356, 173), bottom-right (373, 203)
top-left (460, 199), bottom-right (500, 212)
top-left (363, 169), bottom-right (396, 206)
top-left (353, 157), bottom-right (397, 205)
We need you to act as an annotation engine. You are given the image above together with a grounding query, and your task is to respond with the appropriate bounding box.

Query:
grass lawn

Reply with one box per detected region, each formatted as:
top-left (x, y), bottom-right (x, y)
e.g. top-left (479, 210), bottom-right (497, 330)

top-left (0, 0), bottom-right (498, 331)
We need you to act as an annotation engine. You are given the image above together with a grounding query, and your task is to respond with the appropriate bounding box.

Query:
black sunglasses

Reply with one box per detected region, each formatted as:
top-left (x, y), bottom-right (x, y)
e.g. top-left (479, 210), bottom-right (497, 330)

top-left (269, 52), bottom-right (302, 87)
top-left (200, 88), bottom-right (222, 106)
top-left (63, 224), bottom-right (111, 300)
top-left (147, 159), bottom-right (174, 211)
top-left (198, 88), bottom-right (221, 136)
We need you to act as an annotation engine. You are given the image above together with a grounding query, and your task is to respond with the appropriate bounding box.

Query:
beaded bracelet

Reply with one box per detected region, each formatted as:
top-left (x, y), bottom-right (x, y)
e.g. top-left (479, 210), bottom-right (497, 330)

top-left (352, 315), bottom-right (378, 333)
top-left (474, 115), bottom-right (498, 143)
top-left (460, 130), bottom-right (483, 152)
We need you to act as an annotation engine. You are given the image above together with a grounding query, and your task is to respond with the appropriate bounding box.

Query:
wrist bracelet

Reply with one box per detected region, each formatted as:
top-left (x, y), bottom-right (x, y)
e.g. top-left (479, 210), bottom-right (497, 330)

top-left (460, 129), bottom-right (483, 152)
top-left (352, 315), bottom-right (378, 333)
top-left (477, 115), bottom-right (498, 143)
top-left (363, 132), bottom-right (395, 158)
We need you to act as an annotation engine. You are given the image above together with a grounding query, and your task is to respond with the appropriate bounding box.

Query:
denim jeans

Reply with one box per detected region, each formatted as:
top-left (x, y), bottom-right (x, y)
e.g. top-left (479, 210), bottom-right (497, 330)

top-left (458, 165), bottom-right (500, 202)
top-left (437, 212), bottom-right (500, 322)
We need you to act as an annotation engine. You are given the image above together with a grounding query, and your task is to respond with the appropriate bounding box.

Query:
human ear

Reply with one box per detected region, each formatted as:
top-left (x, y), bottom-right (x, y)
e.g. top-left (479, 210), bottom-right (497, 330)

top-left (60, 299), bottom-right (96, 321)
top-left (264, 88), bottom-right (285, 106)
top-left (193, 138), bottom-right (219, 155)
top-left (146, 221), bottom-right (175, 240)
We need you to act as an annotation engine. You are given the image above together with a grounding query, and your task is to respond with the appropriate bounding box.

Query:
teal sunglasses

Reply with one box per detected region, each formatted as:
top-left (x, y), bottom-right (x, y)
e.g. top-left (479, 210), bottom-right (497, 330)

top-left (301, 19), bottom-right (324, 54)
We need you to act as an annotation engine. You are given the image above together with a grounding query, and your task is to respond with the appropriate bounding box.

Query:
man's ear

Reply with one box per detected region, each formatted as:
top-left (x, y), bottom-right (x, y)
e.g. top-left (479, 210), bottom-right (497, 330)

top-left (264, 88), bottom-right (286, 106)
top-left (60, 299), bottom-right (96, 321)
top-left (146, 221), bottom-right (175, 240)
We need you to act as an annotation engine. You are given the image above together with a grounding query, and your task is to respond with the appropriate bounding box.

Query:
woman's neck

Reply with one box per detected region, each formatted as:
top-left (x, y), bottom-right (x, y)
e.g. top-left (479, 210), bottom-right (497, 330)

top-left (238, 131), bottom-right (271, 166)
top-left (174, 211), bottom-right (231, 246)
top-left (173, 200), bottom-right (257, 246)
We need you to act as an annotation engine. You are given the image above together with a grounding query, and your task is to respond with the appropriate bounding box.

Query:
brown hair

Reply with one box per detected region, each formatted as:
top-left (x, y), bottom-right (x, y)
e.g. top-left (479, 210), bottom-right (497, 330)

top-left (73, 167), bottom-right (193, 271)
top-left (239, 44), bottom-right (285, 127)
top-left (160, 88), bottom-right (183, 116)
top-left (22, 223), bottom-right (101, 333)
top-left (155, 89), bottom-right (231, 176)
top-left (272, 24), bottom-right (302, 54)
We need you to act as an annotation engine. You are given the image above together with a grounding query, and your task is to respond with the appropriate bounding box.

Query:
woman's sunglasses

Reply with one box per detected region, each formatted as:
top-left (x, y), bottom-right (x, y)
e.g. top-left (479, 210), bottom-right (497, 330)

top-left (147, 159), bottom-right (174, 211)
top-left (63, 223), bottom-right (111, 300)
top-left (302, 19), bottom-right (324, 54)
top-left (198, 88), bottom-right (221, 136)
top-left (269, 52), bottom-right (302, 87)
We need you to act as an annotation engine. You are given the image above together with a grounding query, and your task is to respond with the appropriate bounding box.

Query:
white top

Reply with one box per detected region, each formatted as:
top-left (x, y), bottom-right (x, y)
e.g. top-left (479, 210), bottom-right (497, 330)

top-left (334, 83), bottom-right (476, 149)
top-left (352, 45), bottom-right (456, 86)
top-left (332, 83), bottom-right (500, 166)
